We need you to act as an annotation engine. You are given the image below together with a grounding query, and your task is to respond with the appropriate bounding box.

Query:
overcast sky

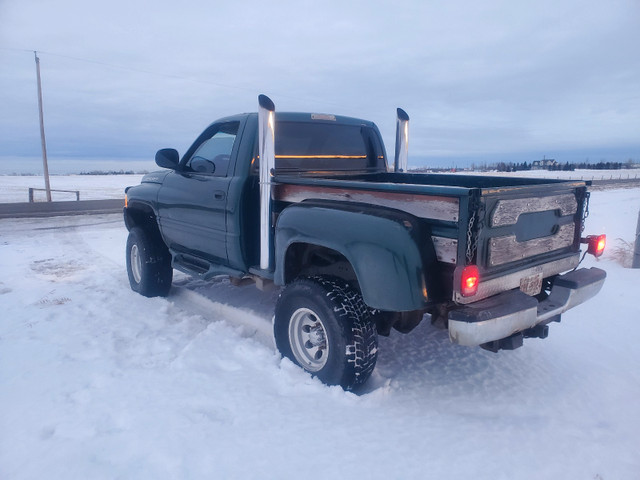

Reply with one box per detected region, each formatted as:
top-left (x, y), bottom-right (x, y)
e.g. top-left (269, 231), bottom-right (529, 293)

top-left (1, 0), bottom-right (639, 169)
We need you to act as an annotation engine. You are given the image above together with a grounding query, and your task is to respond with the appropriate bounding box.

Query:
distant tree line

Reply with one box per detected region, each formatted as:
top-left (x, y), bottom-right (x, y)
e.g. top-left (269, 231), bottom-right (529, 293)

top-left (79, 170), bottom-right (149, 175)
top-left (495, 160), bottom-right (637, 172)
top-left (411, 158), bottom-right (638, 173)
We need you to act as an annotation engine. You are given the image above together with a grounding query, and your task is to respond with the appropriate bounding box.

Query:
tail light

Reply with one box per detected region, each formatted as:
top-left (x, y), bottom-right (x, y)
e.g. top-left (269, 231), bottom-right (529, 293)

top-left (581, 234), bottom-right (606, 258)
top-left (460, 265), bottom-right (479, 297)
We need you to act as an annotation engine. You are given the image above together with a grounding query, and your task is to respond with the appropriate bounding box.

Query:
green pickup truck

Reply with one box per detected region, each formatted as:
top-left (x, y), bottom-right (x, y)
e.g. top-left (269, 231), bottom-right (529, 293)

top-left (124, 95), bottom-right (606, 389)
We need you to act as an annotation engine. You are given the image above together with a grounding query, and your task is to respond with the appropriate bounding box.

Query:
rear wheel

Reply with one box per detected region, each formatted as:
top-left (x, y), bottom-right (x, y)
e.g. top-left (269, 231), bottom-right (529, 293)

top-left (126, 226), bottom-right (173, 297)
top-left (274, 276), bottom-right (378, 390)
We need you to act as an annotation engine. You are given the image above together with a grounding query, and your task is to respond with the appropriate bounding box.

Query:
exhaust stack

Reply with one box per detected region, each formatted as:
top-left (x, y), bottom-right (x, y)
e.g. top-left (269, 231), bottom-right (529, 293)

top-left (258, 94), bottom-right (276, 271)
top-left (394, 108), bottom-right (410, 173)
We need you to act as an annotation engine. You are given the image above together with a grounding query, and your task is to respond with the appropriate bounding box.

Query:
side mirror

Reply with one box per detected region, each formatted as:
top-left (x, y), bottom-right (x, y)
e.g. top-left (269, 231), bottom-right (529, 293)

top-left (155, 148), bottom-right (180, 169)
top-left (190, 156), bottom-right (216, 174)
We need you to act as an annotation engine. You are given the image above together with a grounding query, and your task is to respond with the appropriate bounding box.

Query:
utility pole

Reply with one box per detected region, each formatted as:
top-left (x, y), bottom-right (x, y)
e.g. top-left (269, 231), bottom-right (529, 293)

top-left (34, 51), bottom-right (52, 202)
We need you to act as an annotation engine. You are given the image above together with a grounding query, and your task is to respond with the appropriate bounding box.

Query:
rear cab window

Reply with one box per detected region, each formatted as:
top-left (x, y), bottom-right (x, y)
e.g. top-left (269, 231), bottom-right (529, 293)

top-left (273, 120), bottom-right (386, 175)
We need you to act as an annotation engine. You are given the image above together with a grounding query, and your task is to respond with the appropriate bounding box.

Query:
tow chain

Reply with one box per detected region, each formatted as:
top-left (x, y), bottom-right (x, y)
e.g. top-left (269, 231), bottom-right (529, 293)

top-left (465, 211), bottom-right (476, 264)
top-left (466, 195), bottom-right (484, 265)
top-left (580, 191), bottom-right (590, 233)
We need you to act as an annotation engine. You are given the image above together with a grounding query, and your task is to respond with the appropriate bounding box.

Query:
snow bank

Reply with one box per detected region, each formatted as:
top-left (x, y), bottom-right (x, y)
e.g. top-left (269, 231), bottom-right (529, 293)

top-left (0, 188), bottom-right (639, 479)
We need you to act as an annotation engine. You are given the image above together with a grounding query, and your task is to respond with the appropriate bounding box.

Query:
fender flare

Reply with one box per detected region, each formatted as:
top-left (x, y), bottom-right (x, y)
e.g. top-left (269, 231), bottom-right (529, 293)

top-left (124, 200), bottom-right (158, 228)
top-left (274, 201), bottom-right (432, 311)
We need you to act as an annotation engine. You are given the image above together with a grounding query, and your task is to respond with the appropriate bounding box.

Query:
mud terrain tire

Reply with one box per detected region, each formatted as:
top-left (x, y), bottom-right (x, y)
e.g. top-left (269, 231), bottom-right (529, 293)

top-left (274, 276), bottom-right (378, 390)
top-left (126, 226), bottom-right (173, 297)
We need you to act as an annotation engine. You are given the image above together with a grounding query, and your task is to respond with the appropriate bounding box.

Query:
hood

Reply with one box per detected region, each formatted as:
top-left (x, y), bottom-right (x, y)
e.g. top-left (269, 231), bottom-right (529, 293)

top-left (140, 170), bottom-right (171, 184)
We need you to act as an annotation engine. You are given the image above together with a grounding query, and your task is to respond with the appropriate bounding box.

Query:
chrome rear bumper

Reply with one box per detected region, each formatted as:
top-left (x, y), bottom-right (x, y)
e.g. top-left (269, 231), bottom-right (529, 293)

top-left (448, 267), bottom-right (606, 347)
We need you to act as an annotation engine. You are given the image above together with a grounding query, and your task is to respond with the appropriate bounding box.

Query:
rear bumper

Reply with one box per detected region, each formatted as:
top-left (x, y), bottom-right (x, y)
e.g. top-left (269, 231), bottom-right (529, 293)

top-left (447, 267), bottom-right (606, 347)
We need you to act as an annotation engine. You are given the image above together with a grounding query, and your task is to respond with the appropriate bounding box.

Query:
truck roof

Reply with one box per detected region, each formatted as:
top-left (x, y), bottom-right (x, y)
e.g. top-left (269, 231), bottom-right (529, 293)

top-left (212, 111), bottom-right (378, 128)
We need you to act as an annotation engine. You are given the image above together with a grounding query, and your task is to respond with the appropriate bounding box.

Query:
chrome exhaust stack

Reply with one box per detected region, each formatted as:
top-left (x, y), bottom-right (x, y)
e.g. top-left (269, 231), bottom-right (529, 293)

top-left (394, 108), bottom-right (410, 173)
top-left (258, 94), bottom-right (276, 271)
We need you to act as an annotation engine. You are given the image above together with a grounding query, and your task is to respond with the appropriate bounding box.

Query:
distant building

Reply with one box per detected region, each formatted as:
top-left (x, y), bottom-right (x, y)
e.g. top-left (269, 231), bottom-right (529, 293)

top-left (532, 158), bottom-right (558, 170)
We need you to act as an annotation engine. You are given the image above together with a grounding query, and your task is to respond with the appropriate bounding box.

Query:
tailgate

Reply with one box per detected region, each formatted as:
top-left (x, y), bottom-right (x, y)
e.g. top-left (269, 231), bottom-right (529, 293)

top-left (455, 181), bottom-right (590, 304)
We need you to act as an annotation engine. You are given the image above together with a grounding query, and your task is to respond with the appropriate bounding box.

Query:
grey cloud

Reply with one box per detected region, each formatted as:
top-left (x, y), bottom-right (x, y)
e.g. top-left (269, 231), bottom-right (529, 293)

top-left (1, 0), bottom-right (639, 168)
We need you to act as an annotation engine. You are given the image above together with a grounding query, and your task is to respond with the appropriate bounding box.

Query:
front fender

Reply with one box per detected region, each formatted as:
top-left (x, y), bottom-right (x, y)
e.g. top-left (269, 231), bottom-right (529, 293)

top-left (274, 202), bottom-right (430, 311)
top-left (123, 183), bottom-right (161, 231)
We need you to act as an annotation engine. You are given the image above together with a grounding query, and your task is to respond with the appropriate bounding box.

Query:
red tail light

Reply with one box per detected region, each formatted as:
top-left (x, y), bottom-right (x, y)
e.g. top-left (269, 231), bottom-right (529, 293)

top-left (461, 265), bottom-right (479, 297)
top-left (581, 234), bottom-right (606, 258)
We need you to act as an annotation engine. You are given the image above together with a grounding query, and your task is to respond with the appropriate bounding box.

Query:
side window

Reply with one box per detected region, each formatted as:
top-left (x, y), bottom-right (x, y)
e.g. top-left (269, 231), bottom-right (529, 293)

top-left (185, 122), bottom-right (239, 176)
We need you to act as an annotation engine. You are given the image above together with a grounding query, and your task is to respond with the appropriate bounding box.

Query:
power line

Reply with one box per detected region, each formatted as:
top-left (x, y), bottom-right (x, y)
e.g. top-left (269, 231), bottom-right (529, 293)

top-left (0, 47), bottom-right (345, 109)
top-left (2, 46), bottom-right (258, 91)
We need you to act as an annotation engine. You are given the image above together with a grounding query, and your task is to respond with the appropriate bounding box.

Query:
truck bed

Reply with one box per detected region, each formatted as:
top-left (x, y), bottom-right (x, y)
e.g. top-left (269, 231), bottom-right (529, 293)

top-left (273, 171), bottom-right (589, 304)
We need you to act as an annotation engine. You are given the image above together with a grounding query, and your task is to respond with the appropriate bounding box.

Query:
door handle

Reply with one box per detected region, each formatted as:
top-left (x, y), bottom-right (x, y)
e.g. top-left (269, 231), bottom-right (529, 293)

top-left (213, 190), bottom-right (226, 200)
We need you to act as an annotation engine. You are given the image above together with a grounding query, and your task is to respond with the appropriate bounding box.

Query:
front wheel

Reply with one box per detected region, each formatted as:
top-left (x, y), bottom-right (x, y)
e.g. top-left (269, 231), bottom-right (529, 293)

top-left (274, 276), bottom-right (378, 390)
top-left (126, 226), bottom-right (173, 297)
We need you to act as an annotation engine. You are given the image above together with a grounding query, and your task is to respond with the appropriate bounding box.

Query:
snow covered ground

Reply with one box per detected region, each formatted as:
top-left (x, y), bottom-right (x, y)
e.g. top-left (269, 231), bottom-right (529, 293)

top-left (452, 168), bottom-right (640, 183)
top-left (1, 186), bottom-right (639, 479)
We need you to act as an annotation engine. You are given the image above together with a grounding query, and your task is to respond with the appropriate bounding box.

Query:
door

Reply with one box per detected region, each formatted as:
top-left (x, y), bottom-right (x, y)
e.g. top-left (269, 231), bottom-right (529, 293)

top-left (157, 121), bottom-right (240, 263)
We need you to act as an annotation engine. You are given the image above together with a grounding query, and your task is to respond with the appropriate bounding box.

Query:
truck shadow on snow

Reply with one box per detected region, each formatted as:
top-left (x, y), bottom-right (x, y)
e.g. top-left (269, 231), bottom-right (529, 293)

top-left (173, 274), bottom-right (550, 396)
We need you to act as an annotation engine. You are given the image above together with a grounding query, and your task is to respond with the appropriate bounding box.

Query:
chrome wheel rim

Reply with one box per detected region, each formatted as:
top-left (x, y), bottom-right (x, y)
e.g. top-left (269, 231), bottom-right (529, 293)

top-left (288, 308), bottom-right (329, 372)
top-left (130, 243), bottom-right (142, 284)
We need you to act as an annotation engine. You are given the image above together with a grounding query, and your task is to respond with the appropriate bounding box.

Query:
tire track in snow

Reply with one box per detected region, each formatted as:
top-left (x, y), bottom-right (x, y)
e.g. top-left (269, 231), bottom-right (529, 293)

top-left (168, 284), bottom-right (276, 349)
